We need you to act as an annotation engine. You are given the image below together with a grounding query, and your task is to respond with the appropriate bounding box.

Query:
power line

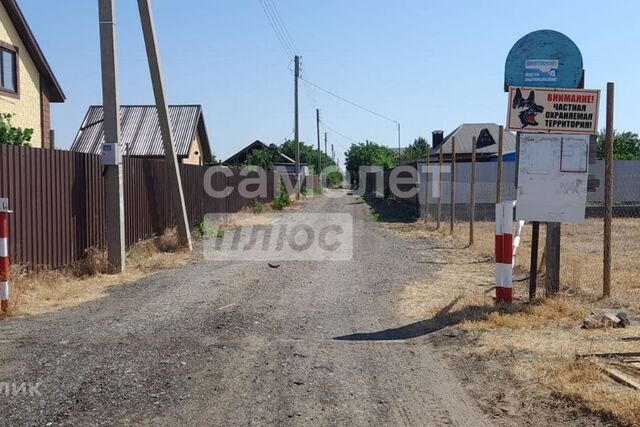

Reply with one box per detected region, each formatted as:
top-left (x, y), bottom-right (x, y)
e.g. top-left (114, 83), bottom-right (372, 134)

top-left (300, 77), bottom-right (399, 125)
top-left (258, 0), bottom-right (294, 58)
top-left (320, 120), bottom-right (359, 145)
top-left (264, 0), bottom-right (299, 54)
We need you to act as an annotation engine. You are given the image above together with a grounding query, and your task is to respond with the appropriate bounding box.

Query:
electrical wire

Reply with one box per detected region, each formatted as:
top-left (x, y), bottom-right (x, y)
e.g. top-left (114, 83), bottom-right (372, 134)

top-left (263, 0), bottom-right (299, 54)
top-left (320, 120), bottom-right (360, 145)
top-left (258, 0), bottom-right (294, 58)
top-left (300, 77), bottom-right (399, 125)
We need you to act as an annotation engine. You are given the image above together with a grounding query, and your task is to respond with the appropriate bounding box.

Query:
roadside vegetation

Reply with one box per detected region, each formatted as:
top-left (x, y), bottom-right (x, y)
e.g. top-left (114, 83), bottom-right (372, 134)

top-left (384, 216), bottom-right (640, 425)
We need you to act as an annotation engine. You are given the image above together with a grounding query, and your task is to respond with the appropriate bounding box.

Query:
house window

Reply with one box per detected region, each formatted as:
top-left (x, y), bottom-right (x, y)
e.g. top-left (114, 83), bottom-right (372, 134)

top-left (0, 46), bottom-right (17, 94)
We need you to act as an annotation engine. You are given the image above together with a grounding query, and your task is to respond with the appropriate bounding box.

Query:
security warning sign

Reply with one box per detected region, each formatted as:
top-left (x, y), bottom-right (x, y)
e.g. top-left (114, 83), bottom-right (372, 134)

top-left (507, 86), bottom-right (600, 134)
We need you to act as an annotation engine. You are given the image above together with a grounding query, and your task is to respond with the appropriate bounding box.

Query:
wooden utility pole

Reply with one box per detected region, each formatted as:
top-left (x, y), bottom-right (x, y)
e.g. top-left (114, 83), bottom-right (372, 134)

top-left (603, 82), bottom-right (614, 297)
top-left (450, 137), bottom-right (456, 234)
top-left (496, 125), bottom-right (504, 203)
top-left (294, 55), bottom-right (301, 199)
top-left (469, 135), bottom-right (477, 245)
top-left (138, 0), bottom-right (192, 250)
top-left (98, 0), bottom-right (125, 272)
top-left (316, 109), bottom-right (321, 174)
top-left (437, 145), bottom-right (443, 229)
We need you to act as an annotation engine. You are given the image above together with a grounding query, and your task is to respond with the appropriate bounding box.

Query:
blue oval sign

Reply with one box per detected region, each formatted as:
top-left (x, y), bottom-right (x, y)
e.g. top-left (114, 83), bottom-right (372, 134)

top-left (505, 30), bottom-right (583, 91)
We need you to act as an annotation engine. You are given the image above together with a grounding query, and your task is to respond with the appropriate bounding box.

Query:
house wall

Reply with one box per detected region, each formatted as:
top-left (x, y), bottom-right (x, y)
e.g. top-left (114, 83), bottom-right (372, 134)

top-left (182, 132), bottom-right (203, 165)
top-left (0, 2), bottom-right (43, 147)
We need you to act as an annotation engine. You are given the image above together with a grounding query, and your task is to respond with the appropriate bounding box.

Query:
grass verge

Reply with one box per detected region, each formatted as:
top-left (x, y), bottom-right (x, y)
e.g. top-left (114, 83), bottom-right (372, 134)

top-left (387, 218), bottom-right (640, 426)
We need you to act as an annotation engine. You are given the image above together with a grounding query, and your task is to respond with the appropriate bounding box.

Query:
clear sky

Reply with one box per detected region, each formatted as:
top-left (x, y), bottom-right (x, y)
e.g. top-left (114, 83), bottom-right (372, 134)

top-left (16, 0), bottom-right (640, 167)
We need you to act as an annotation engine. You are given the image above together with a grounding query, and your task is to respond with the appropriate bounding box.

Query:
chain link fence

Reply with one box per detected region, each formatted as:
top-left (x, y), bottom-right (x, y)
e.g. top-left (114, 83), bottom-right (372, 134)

top-left (418, 160), bottom-right (640, 302)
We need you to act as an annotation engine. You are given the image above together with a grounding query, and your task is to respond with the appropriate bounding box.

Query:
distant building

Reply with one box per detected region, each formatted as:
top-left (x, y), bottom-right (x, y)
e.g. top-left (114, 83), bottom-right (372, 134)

top-left (71, 105), bottom-right (213, 165)
top-left (0, 0), bottom-right (65, 148)
top-left (429, 123), bottom-right (516, 162)
top-left (222, 140), bottom-right (309, 174)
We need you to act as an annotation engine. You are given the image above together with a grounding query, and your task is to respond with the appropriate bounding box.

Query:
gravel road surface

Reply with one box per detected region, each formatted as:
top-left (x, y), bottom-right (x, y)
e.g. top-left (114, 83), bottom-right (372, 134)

top-left (0, 190), bottom-right (491, 426)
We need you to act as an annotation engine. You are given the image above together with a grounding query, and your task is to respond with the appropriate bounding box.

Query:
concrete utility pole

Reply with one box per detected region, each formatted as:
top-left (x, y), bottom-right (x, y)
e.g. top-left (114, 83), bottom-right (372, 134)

top-left (137, 0), bottom-right (192, 250)
top-left (324, 132), bottom-right (328, 157)
top-left (331, 144), bottom-right (335, 163)
top-left (316, 109), bottom-right (321, 173)
top-left (397, 122), bottom-right (401, 159)
top-left (294, 55), bottom-right (301, 199)
top-left (98, 0), bottom-right (125, 273)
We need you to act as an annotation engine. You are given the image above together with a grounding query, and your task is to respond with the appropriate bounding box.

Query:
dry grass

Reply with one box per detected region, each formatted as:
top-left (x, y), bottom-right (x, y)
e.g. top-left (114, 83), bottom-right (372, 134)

top-left (7, 229), bottom-right (193, 318)
top-left (389, 217), bottom-right (640, 425)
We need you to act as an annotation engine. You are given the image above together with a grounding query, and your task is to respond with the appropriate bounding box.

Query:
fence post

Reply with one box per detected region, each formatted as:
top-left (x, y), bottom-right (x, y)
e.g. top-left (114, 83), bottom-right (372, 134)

top-left (450, 137), bottom-right (456, 234)
top-left (469, 135), bottom-right (477, 246)
top-left (437, 145), bottom-right (443, 229)
top-left (495, 201), bottom-right (513, 304)
top-left (424, 145), bottom-right (430, 223)
top-left (0, 199), bottom-right (10, 312)
top-left (603, 82), bottom-right (614, 298)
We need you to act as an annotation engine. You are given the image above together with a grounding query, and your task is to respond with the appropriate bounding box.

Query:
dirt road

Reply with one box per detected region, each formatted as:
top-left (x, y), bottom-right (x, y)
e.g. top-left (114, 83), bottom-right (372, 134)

top-left (0, 190), bottom-right (490, 426)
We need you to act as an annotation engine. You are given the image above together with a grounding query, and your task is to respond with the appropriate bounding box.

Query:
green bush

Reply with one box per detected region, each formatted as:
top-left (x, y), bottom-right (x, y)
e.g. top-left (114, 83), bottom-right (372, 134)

top-left (253, 200), bottom-right (263, 214)
top-left (0, 113), bottom-right (33, 146)
top-left (192, 220), bottom-right (222, 240)
top-left (271, 180), bottom-right (291, 210)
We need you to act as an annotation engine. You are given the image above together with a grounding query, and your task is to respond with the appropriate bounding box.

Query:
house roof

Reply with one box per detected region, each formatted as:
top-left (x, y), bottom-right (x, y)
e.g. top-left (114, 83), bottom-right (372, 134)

top-left (222, 140), bottom-right (295, 165)
top-left (1, 0), bottom-right (65, 102)
top-left (433, 123), bottom-right (516, 155)
top-left (71, 105), bottom-right (212, 162)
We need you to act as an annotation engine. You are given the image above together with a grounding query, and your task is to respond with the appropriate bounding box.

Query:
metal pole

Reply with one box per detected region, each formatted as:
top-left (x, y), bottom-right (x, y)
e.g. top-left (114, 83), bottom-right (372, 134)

top-left (294, 55), bottom-right (300, 200)
top-left (496, 125), bottom-right (504, 204)
top-left (0, 209), bottom-right (10, 312)
top-left (470, 135), bottom-right (477, 245)
top-left (450, 137), bottom-right (456, 234)
top-left (316, 109), bottom-right (321, 174)
top-left (437, 145), bottom-right (443, 229)
top-left (137, 0), bottom-right (192, 250)
top-left (545, 223), bottom-right (561, 296)
top-left (603, 82), bottom-right (614, 297)
top-left (424, 145), bottom-right (430, 223)
top-left (529, 221), bottom-right (539, 301)
top-left (98, 0), bottom-right (125, 272)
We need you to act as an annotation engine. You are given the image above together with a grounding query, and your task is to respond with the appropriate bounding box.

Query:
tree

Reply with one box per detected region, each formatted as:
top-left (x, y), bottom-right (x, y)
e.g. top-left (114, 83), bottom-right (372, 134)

top-left (0, 113), bottom-right (33, 147)
top-left (400, 136), bottom-right (429, 161)
top-left (344, 141), bottom-right (396, 184)
top-left (596, 130), bottom-right (640, 160)
top-left (279, 139), bottom-right (335, 173)
top-left (245, 144), bottom-right (280, 171)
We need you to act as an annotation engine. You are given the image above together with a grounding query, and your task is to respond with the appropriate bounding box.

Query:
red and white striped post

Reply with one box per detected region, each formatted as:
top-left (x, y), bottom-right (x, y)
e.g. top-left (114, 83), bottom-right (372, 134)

top-left (0, 198), bottom-right (10, 312)
top-left (495, 201), bottom-right (514, 304)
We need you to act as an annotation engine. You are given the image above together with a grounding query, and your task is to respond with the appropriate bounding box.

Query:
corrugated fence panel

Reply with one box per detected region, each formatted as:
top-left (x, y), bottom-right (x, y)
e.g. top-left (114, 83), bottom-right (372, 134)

top-left (0, 146), bottom-right (278, 268)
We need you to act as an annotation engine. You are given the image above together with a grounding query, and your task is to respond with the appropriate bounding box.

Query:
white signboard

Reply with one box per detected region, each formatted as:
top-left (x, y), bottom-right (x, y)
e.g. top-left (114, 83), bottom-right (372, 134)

top-left (0, 198), bottom-right (8, 213)
top-left (516, 134), bottom-right (589, 223)
top-left (525, 59), bottom-right (559, 83)
top-left (507, 86), bottom-right (600, 134)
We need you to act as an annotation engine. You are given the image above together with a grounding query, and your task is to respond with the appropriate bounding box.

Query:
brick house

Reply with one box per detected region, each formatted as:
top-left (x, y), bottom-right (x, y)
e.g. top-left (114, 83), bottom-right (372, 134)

top-left (0, 0), bottom-right (65, 148)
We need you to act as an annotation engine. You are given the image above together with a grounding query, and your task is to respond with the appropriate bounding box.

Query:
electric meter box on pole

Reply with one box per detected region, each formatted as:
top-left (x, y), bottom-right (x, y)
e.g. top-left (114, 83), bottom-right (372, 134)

top-left (101, 143), bottom-right (121, 166)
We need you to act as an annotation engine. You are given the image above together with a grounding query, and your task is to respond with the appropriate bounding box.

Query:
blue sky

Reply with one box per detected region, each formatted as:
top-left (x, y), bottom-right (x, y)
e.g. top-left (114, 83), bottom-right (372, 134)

top-left (17, 0), bottom-right (640, 166)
